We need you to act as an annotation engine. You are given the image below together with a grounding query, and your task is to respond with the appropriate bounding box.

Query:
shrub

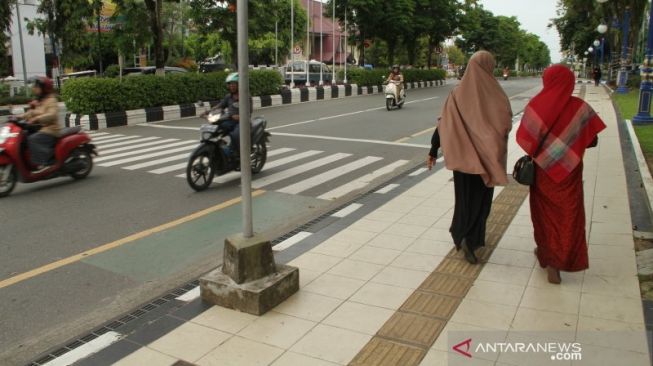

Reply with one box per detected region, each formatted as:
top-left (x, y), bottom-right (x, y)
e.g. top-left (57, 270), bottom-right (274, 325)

top-left (0, 95), bottom-right (33, 106)
top-left (340, 68), bottom-right (445, 86)
top-left (62, 70), bottom-right (283, 115)
top-left (104, 65), bottom-right (120, 78)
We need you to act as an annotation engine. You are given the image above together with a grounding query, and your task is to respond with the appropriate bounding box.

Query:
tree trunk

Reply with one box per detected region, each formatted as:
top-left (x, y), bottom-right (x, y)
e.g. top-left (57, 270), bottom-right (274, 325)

top-left (359, 31), bottom-right (365, 66)
top-left (145, 0), bottom-right (165, 76)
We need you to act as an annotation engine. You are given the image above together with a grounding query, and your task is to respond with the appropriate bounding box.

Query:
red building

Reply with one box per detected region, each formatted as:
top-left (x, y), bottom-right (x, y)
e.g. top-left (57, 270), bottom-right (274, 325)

top-left (301, 0), bottom-right (353, 64)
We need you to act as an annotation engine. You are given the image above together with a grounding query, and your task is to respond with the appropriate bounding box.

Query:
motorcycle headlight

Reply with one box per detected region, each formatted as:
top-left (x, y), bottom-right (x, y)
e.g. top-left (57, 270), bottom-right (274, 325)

top-left (200, 124), bottom-right (218, 141)
top-left (0, 126), bottom-right (11, 145)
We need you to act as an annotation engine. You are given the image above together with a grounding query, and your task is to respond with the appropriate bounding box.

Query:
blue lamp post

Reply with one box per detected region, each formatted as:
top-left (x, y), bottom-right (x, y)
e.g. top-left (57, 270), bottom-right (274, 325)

top-left (616, 7), bottom-right (631, 94)
top-left (633, 2), bottom-right (653, 124)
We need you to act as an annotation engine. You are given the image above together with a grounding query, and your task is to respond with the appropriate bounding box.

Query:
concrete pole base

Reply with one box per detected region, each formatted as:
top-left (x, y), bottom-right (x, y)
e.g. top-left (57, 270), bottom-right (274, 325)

top-left (200, 234), bottom-right (299, 316)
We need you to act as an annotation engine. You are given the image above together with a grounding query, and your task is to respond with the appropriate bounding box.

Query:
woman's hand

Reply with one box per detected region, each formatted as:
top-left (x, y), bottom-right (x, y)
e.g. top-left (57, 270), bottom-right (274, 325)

top-left (427, 155), bottom-right (436, 170)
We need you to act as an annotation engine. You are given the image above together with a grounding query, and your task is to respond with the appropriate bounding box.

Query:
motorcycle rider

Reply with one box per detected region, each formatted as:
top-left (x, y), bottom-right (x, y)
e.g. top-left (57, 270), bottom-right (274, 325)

top-left (386, 65), bottom-right (404, 101)
top-left (214, 72), bottom-right (252, 157)
top-left (18, 77), bottom-right (60, 172)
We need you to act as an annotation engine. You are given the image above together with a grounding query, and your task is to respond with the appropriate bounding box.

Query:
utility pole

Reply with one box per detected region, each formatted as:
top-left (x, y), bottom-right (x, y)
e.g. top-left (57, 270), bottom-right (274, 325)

top-left (96, 0), bottom-right (104, 74)
top-left (15, 0), bottom-right (28, 95)
top-left (237, 0), bottom-right (253, 237)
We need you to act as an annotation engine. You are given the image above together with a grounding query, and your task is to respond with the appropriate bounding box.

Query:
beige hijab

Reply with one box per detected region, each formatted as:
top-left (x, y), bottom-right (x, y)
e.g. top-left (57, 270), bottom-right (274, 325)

top-left (438, 51), bottom-right (513, 187)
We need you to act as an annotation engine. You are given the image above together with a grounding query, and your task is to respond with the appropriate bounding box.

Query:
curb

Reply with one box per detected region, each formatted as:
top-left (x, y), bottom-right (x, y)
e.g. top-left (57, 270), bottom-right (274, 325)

top-left (625, 119), bottom-right (653, 216)
top-left (64, 80), bottom-right (447, 131)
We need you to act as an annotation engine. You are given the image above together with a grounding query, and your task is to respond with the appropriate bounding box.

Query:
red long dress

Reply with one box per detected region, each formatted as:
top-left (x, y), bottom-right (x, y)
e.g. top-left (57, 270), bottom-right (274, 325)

top-left (531, 163), bottom-right (588, 271)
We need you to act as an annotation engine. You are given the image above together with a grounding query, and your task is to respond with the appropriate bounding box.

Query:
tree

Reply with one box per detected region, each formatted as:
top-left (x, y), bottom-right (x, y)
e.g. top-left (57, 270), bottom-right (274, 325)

top-left (0, 1), bottom-right (12, 76)
top-left (402, 0), bottom-right (459, 68)
top-left (456, 5), bottom-right (501, 55)
top-left (445, 45), bottom-right (465, 66)
top-left (143, 0), bottom-right (165, 75)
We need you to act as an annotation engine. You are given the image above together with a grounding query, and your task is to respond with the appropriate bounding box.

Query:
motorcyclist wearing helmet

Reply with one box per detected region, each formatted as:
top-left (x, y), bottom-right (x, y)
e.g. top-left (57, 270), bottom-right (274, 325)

top-left (18, 77), bottom-right (61, 171)
top-left (216, 72), bottom-right (252, 157)
top-left (386, 65), bottom-right (404, 101)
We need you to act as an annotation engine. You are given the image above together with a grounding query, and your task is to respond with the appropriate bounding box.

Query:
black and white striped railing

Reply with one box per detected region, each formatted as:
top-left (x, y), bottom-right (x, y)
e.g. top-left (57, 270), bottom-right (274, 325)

top-left (65, 80), bottom-right (447, 130)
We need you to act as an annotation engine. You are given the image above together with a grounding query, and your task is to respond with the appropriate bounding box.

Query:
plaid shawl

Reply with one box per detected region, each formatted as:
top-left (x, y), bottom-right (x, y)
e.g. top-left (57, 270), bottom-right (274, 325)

top-left (516, 65), bottom-right (606, 183)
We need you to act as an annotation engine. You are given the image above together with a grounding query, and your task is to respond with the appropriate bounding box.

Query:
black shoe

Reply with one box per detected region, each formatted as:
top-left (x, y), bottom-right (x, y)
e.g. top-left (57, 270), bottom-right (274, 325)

top-left (461, 239), bottom-right (478, 264)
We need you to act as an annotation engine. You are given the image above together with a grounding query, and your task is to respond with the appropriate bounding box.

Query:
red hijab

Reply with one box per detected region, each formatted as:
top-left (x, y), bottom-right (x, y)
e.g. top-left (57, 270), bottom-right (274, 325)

top-left (516, 65), bottom-right (606, 183)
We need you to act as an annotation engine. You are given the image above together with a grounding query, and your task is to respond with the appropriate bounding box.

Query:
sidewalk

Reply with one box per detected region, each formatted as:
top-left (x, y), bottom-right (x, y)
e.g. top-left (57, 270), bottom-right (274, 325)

top-left (71, 85), bottom-right (648, 366)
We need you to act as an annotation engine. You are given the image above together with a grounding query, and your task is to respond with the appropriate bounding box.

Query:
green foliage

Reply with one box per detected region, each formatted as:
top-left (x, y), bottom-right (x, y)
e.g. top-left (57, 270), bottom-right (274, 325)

top-left (339, 68), bottom-right (445, 86)
top-left (0, 96), bottom-right (33, 106)
top-left (446, 46), bottom-right (466, 66)
top-left (62, 70), bottom-right (283, 114)
top-left (104, 65), bottom-right (121, 78)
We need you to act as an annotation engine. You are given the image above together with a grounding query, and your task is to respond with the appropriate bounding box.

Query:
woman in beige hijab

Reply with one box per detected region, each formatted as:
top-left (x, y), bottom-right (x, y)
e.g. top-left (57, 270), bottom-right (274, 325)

top-left (427, 51), bottom-right (512, 264)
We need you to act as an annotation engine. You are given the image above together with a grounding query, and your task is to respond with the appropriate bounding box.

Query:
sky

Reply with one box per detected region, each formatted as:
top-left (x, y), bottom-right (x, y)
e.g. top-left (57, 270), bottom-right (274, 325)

top-left (479, 0), bottom-right (563, 63)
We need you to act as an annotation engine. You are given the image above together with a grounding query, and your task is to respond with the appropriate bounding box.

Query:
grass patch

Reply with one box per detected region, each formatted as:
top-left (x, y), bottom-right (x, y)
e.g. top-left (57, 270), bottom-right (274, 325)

top-left (613, 91), bottom-right (653, 172)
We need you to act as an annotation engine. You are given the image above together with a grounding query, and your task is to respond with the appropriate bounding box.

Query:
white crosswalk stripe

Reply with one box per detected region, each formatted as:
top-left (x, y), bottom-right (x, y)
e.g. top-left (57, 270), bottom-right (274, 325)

top-left (90, 134), bottom-right (126, 142)
top-left (122, 153), bottom-right (191, 170)
top-left (87, 132), bottom-right (109, 137)
top-left (212, 150), bottom-right (323, 184)
top-left (96, 136), bottom-right (161, 149)
top-left (252, 153), bottom-right (351, 188)
top-left (95, 140), bottom-right (194, 162)
top-left (98, 138), bottom-right (180, 155)
top-left (277, 156), bottom-right (383, 195)
top-left (149, 162), bottom-right (188, 175)
top-left (317, 160), bottom-right (408, 200)
top-left (99, 145), bottom-right (196, 167)
top-left (92, 135), bottom-right (142, 145)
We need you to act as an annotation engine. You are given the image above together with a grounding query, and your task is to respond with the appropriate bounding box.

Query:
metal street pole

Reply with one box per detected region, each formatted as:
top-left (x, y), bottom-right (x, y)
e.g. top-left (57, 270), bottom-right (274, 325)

top-left (15, 0), bottom-right (28, 95)
top-left (319, 0), bottom-right (323, 85)
top-left (306, 0), bottom-right (310, 85)
top-left (274, 0), bottom-right (278, 66)
top-left (291, 0), bottom-right (295, 88)
top-left (237, 0), bottom-right (253, 237)
top-left (97, 1), bottom-right (104, 74)
top-left (616, 7), bottom-right (631, 94)
top-left (343, 6), bottom-right (347, 84)
top-left (633, 2), bottom-right (653, 124)
top-left (331, 0), bottom-right (335, 84)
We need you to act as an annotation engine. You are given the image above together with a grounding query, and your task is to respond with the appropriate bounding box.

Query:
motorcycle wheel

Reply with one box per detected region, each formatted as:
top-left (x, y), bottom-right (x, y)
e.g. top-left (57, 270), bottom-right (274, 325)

top-left (251, 143), bottom-right (267, 174)
top-left (186, 145), bottom-right (215, 192)
top-left (386, 98), bottom-right (393, 111)
top-left (0, 165), bottom-right (16, 198)
top-left (70, 148), bottom-right (94, 180)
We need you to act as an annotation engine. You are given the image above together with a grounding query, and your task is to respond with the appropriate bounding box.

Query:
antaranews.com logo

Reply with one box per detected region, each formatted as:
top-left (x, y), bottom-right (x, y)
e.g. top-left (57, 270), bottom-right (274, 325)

top-left (453, 338), bottom-right (583, 361)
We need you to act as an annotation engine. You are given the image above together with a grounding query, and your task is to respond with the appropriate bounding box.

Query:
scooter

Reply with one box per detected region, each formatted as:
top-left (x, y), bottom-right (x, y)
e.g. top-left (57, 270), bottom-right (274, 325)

top-left (186, 107), bottom-right (270, 191)
top-left (0, 116), bottom-right (97, 197)
top-left (503, 71), bottom-right (509, 80)
top-left (384, 80), bottom-right (406, 111)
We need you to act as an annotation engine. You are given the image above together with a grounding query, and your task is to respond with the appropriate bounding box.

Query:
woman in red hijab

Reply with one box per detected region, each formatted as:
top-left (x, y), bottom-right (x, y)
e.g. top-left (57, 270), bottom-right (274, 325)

top-left (516, 65), bottom-right (606, 284)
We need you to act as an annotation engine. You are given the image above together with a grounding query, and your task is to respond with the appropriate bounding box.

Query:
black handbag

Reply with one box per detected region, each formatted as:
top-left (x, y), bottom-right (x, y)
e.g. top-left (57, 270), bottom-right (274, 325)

top-left (513, 124), bottom-right (555, 186)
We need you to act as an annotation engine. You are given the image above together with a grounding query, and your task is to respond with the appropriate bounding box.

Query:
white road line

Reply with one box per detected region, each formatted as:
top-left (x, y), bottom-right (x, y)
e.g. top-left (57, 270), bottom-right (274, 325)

top-left (214, 150), bottom-right (323, 184)
top-left (271, 132), bottom-right (430, 149)
top-left (273, 232), bottom-right (312, 251)
top-left (98, 138), bottom-right (180, 155)
top-left (149, 162), bottom-right (188, 175)
top-left (280, 156), bottom-right (384, 195)
top-left (46, 331), bottom-right (122, 366)
top-left (96, 136), bottom-right (161, 149)
top-left (332, 203), bottom-right (363, 218)
top-left (145, 124), bottom-right (197, 131)
top-left (252, 153), bottom-right (351, 188)
top-left (267, 147), bottom-right (296, 157)
top-left (95, 141), bottom-right (195, 162)
top-left (122, 153), bottom-right (190, 170)
top-left (267, 96), bottom-right (440, 131)
top-left (175, 287), bottom-right (201, 302)
top-left (317, 160), bottom-right (407, 200)
top-left (87, 132), bottom-right (109, 137)
top-left (375, 183), bottom-right (401, 194)
top-left (92, 135), bottom-right (142, 145)
top-left (90, 134), bottom-right (126, 142)
top-left (409, 168), bottom-right (428, 176)
top-left (99, 146), bottom-right (196, 167)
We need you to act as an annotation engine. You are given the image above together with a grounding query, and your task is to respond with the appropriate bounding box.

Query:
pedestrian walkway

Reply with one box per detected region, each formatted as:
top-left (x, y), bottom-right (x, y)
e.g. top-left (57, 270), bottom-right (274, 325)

top-left (67, 84), bottom-right (649, 366)
top-left (87, 131), bottom-right (414, 201)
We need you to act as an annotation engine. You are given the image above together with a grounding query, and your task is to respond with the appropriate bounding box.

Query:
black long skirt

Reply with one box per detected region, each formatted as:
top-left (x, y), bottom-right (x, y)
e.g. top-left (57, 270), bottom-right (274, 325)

top-left (450, 171), bottom-right (494, 251)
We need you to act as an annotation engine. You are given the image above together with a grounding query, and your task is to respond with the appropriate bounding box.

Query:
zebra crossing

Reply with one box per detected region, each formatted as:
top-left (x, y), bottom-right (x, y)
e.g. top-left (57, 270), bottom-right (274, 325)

top-left (88, 131), bottom-right (411, 200)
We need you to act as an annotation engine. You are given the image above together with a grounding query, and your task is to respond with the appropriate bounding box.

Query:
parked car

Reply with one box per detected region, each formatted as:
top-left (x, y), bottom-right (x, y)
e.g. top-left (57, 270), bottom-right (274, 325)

top-left (284, 60), bottom-right (333, 86)
top-left (123, 67), bottom-right (188, 76)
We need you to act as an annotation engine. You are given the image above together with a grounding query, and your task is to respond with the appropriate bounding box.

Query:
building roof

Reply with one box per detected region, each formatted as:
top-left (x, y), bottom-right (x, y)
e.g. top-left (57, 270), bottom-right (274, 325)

top-left (302, 0), bottom-right (343, 36)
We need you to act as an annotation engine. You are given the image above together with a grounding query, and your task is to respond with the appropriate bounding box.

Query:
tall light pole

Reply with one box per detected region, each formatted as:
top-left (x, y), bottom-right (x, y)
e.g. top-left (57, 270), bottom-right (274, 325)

top-left (14, 0), bottom-right (28, 94)
top-left (319, 0), bottom-right (323, 85)
top-left (343, 5), bottom-right (347, 84)
top-left (617, 6), bottom-right (631, 94)
top-left (633, 0), bottom-right (653, 124)
top-left (291, 0), bottom-right (295, 88)
top-left (274, 0), bottom-right (278, 66)
top-left (306, 0), bottom-right (310, 86)
top-left (331, 0), bottom-right (336, 84)
top-left (237, 0), bottom-right (253, 237)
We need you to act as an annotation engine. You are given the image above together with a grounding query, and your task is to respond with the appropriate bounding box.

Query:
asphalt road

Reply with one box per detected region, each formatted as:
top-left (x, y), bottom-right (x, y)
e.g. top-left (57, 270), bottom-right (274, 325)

top-left (0, 78), bottom-right (541, 365)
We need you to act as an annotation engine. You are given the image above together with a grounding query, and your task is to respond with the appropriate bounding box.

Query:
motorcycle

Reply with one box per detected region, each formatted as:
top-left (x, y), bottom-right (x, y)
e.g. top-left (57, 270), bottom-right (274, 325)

top-left (0, 115), bottom-right (97, 197)
top-left (384, 80), bottom-right (406, 111)
top-left (503, 72), bottom-right (509, 81)
top-left (186, 107), bottom-right (270, 191)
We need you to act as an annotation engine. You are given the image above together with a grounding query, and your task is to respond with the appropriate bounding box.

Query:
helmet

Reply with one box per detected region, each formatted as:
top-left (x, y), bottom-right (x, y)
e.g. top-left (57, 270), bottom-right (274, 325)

top-left (33, 76), bottom-right (54, 94)
top-left (225, 72), bottom-right (239, 83)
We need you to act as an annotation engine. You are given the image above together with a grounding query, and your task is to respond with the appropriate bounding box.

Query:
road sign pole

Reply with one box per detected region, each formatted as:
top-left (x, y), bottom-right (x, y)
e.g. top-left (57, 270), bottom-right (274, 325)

top-left (237, 0), bottom-right (253, 238)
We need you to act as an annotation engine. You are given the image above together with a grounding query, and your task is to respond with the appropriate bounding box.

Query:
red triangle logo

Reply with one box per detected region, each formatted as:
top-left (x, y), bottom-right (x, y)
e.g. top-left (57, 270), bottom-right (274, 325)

top-left (452, 338), bottom-right (473, 358)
